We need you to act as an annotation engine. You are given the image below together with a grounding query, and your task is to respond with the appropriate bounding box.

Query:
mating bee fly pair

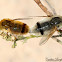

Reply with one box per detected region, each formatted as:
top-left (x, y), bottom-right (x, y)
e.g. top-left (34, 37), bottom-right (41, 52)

top-left (0, 0), bottom-right (62, 47)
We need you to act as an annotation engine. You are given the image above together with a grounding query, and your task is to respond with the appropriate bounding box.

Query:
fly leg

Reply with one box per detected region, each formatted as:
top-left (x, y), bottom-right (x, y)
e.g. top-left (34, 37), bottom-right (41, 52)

top-left (52, 34), bottom-right (62, 37)
top-left (5, 32), bottom-right (9, 40)
top-left (52, 34), bottom-right (62, 45)
top-left (0, 31), bottom-right (9, 40)
top-left (11, 36), bottom-right (17, 48)
top-left (34, 0), bottom-right (53, 16)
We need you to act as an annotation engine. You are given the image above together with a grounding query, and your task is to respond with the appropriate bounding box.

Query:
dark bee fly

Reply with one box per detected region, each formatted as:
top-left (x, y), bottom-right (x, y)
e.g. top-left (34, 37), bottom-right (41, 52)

top-left (36, 17), bottom-right (61, 35)
top-left (30, 0), bottom-right (62, 45)
top-left (30, 16), bottom-right (62, 45)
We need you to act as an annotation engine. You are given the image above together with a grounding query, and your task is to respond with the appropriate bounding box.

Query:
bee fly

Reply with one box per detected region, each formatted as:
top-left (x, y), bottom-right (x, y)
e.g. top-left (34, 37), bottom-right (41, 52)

top-left (0, 18), bottom-right (32, 48)
top-left (0, 19), bottom-right (29, 35)
top-left (29, 0), bottom-right (62, 45)
top-left (30, 16), bottom-right (62, 45)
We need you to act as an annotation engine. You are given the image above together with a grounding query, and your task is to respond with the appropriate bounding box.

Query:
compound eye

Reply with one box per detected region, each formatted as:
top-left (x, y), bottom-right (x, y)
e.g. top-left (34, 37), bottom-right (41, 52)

top-left (2, 20), bottom-right (11, 27)
top-left (37, 22), bottom-right (41, 28)
top-left (2, 21), bottom-right (6, 26)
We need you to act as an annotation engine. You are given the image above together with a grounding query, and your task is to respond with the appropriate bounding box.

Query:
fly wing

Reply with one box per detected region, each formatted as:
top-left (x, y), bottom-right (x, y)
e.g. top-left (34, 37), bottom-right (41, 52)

top-left (39, 26), bottom-right (57, 45)
top-left (29, 16), bottom-right (51, 17)
top-left (34, 0), bottom-right (53, 16)
top-left (44, 0), bottom-right (57, 15)
top-left (13, 18), bottom-right (33, 20)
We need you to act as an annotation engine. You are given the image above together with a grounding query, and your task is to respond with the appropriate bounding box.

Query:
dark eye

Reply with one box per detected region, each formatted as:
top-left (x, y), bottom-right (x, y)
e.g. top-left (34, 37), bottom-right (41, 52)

top-left (2, 20), bottom-right (11, 27)
top-left (37, 22), bottom-right (41, 28)
top-left (2, 22), bottom-right (6, 26)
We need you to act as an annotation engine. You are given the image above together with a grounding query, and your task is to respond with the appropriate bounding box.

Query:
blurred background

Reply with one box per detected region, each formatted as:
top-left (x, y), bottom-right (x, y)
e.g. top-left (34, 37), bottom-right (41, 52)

top-left (0, 0), bottom-right (62, 62)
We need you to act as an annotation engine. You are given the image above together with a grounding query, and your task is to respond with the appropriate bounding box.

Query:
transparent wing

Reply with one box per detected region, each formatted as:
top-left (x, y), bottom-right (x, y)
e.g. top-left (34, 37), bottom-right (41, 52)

top-left (44, 0), bottom-right (57, 15)
top-left (39, 36), bottom-right (49, 45)
top-left (29, 16), bottom-right (51, 17)
top-left (39, 26), bottom-right (57, 45)
top-left (34, 0), bottom-right (53, 16)
top-left (13, 18), bottom-right (33, 20)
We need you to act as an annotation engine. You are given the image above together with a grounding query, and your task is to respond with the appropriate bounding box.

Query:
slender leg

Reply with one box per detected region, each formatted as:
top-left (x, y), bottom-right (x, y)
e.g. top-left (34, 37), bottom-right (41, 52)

top-left (52, 35), bottom-right (62, 45)
top-left (13, 40), bottom-right (17, 48)
top-left (12, 36), bottom-right (17, 48)
top-left (52, 34), bottom-right (62, 38)
top-left (34, 0), bottom-right (53, 16)
top-left (6, 32), bottom-right (9, 39)
top-left (44, 0), bottom-right (57, 15)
